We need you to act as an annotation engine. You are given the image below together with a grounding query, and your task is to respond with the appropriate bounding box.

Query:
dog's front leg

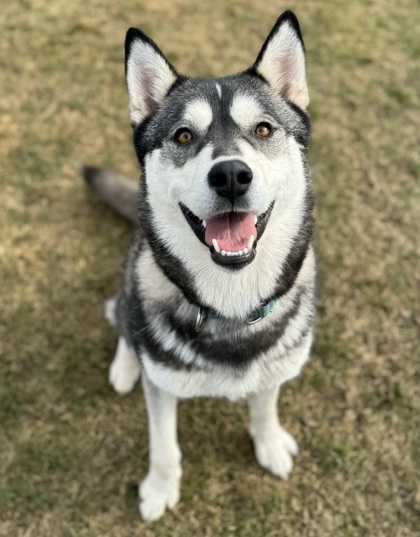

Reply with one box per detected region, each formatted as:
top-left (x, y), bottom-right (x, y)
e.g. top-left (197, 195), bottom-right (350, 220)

top-left (139, 372), bottom-right (182, 522)
top-left (248, 384), bottom-right (299, 480)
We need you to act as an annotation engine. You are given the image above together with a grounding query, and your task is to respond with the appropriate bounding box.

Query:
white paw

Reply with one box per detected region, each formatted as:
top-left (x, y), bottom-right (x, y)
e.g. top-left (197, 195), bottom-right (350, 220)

top-left (109, 337), bottom-right (141, 395)
top-left (139, 471), bottom-right (181, 522)
top-left (104, 297), bottom-right (117, 328)
top-left (252, 425), bottom-right (299, 480)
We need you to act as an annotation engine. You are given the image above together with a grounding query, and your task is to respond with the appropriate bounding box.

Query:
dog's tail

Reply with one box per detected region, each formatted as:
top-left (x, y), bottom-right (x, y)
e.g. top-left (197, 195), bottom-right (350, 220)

top-left (80, 165), bottom-right (138, 224)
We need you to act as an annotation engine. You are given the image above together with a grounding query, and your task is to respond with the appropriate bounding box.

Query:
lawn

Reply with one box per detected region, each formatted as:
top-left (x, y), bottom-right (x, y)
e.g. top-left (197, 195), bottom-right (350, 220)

top-left (0, 0), bottom-right (419, 535)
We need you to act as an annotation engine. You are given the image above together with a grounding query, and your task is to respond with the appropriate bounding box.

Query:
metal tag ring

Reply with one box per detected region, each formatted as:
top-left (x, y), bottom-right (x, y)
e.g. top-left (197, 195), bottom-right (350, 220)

top-left (195, 308), bottom-right (205, 332)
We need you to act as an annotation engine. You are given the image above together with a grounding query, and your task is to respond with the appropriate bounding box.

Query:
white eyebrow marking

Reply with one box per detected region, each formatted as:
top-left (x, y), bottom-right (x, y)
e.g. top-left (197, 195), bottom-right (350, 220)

top-left (230, 94), bottom-right (265, 129)
top-left (215, 83), bottom-right (222, 99)
top-left (183, 99), bottom-right (213, 131)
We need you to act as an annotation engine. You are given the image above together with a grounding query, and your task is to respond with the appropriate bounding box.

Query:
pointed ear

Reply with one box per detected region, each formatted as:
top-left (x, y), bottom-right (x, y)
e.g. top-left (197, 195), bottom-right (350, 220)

top-left (253, 11), bottom-right (309, 110)
top-left (125, 28), bottom-right (179, 126)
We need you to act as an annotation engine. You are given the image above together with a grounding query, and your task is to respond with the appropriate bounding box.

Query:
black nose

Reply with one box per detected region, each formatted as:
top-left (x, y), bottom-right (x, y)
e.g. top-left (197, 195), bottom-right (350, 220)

top-left (208, 160), bottom-right (253, 203)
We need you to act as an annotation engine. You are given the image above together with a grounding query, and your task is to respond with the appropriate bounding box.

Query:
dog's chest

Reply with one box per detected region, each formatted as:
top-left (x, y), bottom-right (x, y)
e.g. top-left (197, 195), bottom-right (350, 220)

top-left (126, 239), bottom-right (316, 399)
top-left (127, 282), bottom-right (313, 399)
top-left (140, 329), bottom-right (312, 400)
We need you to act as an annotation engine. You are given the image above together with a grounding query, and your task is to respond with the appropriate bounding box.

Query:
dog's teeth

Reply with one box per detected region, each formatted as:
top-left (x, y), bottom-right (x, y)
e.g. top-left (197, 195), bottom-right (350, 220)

top-left (212, 239), bottom-right (221, 253)
top-left (203, 220), bottom-right (207, 228)
top-left (219, 248), bottom-right (248, 257)
top-left (253, 215), bottom-right (258, 225)
top-left (247, 235), bottom-right (255, 250)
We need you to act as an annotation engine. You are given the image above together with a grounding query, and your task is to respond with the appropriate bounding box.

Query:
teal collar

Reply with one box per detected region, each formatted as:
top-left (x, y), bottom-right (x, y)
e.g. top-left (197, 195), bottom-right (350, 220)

top-left (195, 298), bottom-right (278, 333)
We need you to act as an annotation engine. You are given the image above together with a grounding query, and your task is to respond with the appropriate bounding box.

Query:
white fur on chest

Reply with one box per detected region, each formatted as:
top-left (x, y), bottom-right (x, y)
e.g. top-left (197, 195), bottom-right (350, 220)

top-left (135, 244), bottom-right (315, 399)
top-left (141, 331), bottom-right (312, 400)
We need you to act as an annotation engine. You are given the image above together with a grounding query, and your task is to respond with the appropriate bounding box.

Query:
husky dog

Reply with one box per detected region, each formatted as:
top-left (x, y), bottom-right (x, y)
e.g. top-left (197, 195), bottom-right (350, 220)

top-left (82, 10), bottom-right (315, 521)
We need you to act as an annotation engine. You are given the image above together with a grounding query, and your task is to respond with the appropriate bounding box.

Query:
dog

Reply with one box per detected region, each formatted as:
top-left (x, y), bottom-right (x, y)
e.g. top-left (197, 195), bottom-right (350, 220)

top-left (82, 10), bottom-right (315, 521)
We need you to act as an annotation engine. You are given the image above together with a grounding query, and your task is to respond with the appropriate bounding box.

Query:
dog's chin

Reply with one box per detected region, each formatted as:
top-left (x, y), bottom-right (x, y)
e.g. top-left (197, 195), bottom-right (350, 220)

top-left (180, 201), bottom-right (274, 270)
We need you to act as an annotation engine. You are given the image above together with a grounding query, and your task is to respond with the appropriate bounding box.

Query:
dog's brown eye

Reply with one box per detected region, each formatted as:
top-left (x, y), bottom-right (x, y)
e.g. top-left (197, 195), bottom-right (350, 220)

top-left (255, 123), bottom-right (272, 137)
top-left (175, 128), bottom-right (194, 145)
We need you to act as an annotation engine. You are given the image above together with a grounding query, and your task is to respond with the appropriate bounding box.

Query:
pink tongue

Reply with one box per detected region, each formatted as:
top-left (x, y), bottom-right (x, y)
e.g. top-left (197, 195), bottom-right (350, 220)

top-left (205, 213), bottom-right (257, 252)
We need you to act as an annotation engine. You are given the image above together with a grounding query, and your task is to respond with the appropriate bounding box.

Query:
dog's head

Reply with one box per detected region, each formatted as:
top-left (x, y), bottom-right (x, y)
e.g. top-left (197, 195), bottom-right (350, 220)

top-left (126, 11), bottom-right (311, 274)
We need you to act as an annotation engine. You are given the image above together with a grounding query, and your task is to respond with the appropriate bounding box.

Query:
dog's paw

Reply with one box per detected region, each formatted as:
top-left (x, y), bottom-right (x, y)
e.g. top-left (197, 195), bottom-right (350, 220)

top-left (109, 337), bottom-right (141, 395)
top-left (252, 425), bottom-right (299, 480)
top-left (104, 297), bottom-right (118, 328)
top-left (139, 471), bottom-right (181, 522)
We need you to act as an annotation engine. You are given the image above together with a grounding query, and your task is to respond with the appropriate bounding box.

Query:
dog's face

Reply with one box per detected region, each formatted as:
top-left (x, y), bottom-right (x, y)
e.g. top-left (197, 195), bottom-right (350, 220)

top-left (126, 13), bottom-right (310, 273)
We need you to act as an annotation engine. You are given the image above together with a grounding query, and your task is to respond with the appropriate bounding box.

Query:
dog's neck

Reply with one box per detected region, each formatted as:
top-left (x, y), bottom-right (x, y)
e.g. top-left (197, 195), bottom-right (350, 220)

top-left (140, 200), bottom-right (312, 320)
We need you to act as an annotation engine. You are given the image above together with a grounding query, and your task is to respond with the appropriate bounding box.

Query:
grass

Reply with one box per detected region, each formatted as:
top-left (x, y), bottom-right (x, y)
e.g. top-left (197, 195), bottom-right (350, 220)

top-left (1, 0), bottom-right (419, 535)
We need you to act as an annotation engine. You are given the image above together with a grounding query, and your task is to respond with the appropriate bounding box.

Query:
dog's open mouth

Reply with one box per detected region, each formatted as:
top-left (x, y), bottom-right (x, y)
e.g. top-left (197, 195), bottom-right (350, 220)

top-left (180, 202), bottom-right (274, 268)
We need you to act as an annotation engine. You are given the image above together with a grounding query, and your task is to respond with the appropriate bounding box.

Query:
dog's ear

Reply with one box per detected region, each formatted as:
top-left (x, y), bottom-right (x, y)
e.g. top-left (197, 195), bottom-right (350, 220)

top-left (252, 11), bottom-right (309, 111)
top-left (125, 28), bottom-right (179, 126)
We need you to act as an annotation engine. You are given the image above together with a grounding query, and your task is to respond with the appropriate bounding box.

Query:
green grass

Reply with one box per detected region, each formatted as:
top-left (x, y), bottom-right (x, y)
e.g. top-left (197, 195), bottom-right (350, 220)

top-left (1, 0), bottom-right (419, 535)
